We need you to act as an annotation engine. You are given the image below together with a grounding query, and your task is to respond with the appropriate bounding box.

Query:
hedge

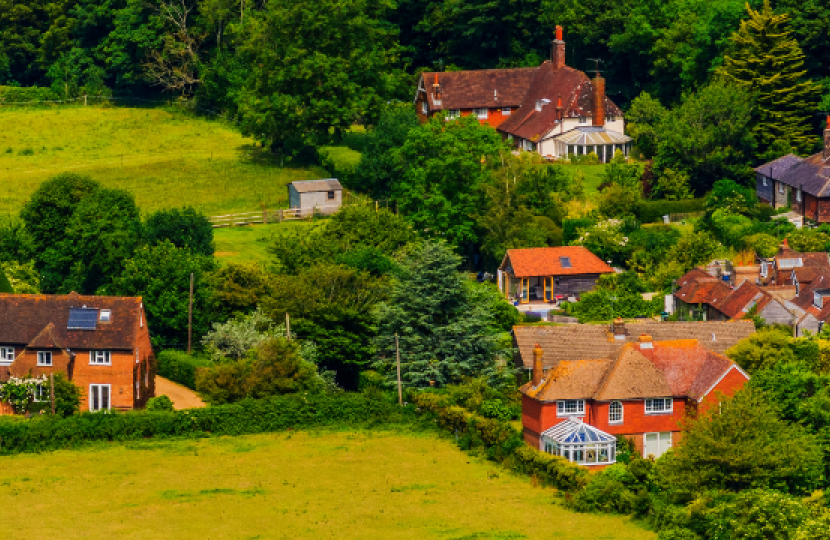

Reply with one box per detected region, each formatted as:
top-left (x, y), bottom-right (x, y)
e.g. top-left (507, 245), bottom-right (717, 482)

top-left (0, 86), bottom-right (59, 103)
top-left (411, 392), bottom-right (587, 491)
top-left (635, 198), bottom-right (706, 223)
top-left (157, 350), bottom-right (214, 389)
top-left (0, 393), bottom-right (418, 455)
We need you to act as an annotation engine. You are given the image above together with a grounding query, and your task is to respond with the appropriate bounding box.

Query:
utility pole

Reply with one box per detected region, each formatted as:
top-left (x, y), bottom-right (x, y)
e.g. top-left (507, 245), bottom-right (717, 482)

top-left (50, 373), bottom-right (55, 415)
top-left (395, 334), bottom-right (403, 406)
top-left (187, 273), bottom-right (194, 354)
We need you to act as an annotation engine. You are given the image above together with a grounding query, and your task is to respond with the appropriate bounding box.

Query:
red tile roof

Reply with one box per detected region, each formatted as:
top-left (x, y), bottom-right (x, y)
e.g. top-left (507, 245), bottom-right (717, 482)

top-left (674, 279), bottom-right (732, 305)
top-left (501, 246), bottom-right (614, 278)
top-left (0, 293), bottom-right (144, 350)
top-left (522, 339), bottom-right (747, 402)
top-left (420, 69), bottom-right (538, 110)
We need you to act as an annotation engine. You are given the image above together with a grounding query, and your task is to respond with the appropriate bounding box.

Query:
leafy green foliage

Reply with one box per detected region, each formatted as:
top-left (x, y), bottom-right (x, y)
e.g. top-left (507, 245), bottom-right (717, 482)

top-left (195, 338), bottom-right (326, 405)
top-left (375, 241), bottom-right (511, 387)
top-left (109, 241), bottom-right (217, 349)
top-left (201, 308), bottom-right (285, 360)
top-left (205, 262), bottom-right (275, 321)
top-left (157, 350), bottom-right (215, 390)
top-left (0, 265), bottom-right (12, 293)
top-left (145, 395), bottom-right (175, 412)
top-left (144, 207), bottom-right (215, 256)
top-left (787, 228), bottom-right (830, 252)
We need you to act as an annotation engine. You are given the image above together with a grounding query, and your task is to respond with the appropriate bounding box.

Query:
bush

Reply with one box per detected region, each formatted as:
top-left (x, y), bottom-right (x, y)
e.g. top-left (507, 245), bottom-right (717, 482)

top-left (157, 350), bottom-right (214, 389)
top-left (0, 86), bottom-right (58, 103)
top-left (145, 395), bottom-right (175, 412)
top-left (703, 489), bottom-right (809, 540)
top-left (144, 207), bottom-right (215, 256)
top-left (635, 198), bottom-right (706, 223)
top-left (0, 393), bottom-right (419, 455)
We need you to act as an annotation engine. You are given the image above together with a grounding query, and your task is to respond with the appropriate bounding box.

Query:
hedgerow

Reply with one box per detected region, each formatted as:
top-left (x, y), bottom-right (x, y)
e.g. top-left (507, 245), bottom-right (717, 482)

top-left (635, 198), bottom-right (706, 223)
top-left (156, 350), bottom-right (214, 389)
top-left (0, 393), bottom-right (418, 455)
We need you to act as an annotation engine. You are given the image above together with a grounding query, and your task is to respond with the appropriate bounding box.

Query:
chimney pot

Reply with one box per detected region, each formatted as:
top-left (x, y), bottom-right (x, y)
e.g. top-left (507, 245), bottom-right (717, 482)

top-left (824, 115), bottom-right (830, 161)
top-left (638, 334), bottom-right (652, 343)
top-left (551, 26), bottom-right (566, 70)
top-left (532, 343), bottom-right (544, 387)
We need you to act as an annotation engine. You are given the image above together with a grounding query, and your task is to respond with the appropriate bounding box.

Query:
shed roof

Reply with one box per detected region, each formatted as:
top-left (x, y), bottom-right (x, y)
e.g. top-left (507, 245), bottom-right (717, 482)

top-left (0, 293), bottom-right (143, 350)
top-left (501, 246), bottom-right (614, 278)
top-left (289, 179), bottom-right (342, 193)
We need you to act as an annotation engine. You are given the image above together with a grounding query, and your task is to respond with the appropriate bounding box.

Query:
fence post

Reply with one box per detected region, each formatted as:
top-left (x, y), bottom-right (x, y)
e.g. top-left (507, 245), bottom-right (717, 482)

top-left (84, 94), bottom-right (88, 106)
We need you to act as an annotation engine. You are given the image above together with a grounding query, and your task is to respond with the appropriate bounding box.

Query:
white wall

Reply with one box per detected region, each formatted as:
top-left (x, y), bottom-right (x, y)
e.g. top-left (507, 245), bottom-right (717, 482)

top-left (299, 190), bottom-right (343, 214)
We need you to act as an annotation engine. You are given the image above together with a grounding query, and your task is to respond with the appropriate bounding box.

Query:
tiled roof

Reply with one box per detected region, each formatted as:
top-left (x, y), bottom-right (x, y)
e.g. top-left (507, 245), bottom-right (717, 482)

top-left (756, 152), bottom-right (830, 198)
top-left (791, 272), bottom-right (830, 321)
top-left (674, 279), bottom-right (732, 305)
top-left (711, 281), bottom-right (770, 319)
top-left (0, 294), bottom-right (143, 350)
top-left (498, 63), bottom-right (623, 141)
top-left (513, 320), bottom-right (756, 369)
top-left (289, 179), bottom-right (342, 193)
top-left (501, 246), bottom-right (614, 278)
top-left (420, 69), bottom-right (538, 110)
top-left (522, 339), bottom-right (746, 402)
top-left (676, 269), bottom-right (712, 288)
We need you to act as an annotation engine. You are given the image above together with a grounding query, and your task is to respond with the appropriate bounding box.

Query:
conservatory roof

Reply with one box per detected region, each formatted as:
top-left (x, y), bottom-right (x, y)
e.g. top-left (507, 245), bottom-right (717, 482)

top-left (548, 126), bottom-right (631, 145)
top-left (541, 418), bottom-right (615, 444)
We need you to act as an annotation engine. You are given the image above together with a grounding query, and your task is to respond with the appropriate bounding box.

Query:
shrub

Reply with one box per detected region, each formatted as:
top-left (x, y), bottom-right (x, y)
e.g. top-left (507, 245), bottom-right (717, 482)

top-left (703, 489), bottom-right (809, 540)
top-left (157, 350), bottom-right (214, 389)
top-left (0, 86), bottom-right (58, 103)
top-left (145, 395), bottom-right (175, 412)
top-left (144, 207), bottom-right (215, 256)
top-left (634, 198), bottom-right (706, 223)
top-left (0, 393), bottom-right (418, 455)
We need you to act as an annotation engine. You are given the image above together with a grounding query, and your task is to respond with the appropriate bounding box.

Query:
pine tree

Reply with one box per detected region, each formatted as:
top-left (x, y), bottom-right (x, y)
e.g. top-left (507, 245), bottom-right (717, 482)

top-left (719, 0), bottom-right (820, 158)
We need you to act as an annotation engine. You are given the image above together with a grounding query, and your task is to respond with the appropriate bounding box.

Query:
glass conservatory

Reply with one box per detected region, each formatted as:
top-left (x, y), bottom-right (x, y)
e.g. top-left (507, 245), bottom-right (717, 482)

top-left (540, 418), bottom-right (616, 466)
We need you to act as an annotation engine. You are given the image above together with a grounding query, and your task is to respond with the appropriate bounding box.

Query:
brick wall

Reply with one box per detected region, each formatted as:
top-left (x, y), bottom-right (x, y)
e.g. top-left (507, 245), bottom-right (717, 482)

top-left (698, 366), bottom-right (748, 415)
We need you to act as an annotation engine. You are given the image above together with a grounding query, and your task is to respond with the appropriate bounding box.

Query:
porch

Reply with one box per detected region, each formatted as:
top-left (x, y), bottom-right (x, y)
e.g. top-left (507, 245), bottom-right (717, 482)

top-left (499, 274), bottom-right (562, 305)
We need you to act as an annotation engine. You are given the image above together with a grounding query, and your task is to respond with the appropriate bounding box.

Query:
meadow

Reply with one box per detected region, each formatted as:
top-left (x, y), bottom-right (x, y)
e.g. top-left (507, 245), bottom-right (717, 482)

top-left (0, 429), bottom-right (655, 540)
top-left (214, 221), bottom-right (321, 265)
top-left (0, 105), bottom-right (329, 217)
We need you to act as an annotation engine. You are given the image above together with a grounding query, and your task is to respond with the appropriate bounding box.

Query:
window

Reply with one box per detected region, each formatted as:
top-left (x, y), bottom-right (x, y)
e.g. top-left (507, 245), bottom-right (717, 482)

top-left (136, 379), bottom-right (140, 399)
top-left (796, 189), bottom-right (802, 202)
top-left (446, 109), bottom-right (460, 120)
top-left (473, 108), bottom-right (488, 119)
top-left (33, 384), bottom-right (46, 402)
top-left (559, 256), bottom-right (572, 268)
top-left (0, 347), bottom-right (14, 364)
top-left (609, 401), bottom-right (623, 424)
top-left (327, 191), bottom-right (335, 200)
top-left (645, 398), bottom-right (673, 414)
top-left (37, 351), bottom-right (52, 366)
top-left (557, 399), bottom-right (585, 416)
top-left (420, 101), bottom-right (427, 114)
top-left (99, 309), bottom-right (111, 322)
top-left (502, 108), bottom-right (512, 116)
top-left (779, 183), bottom-right (785, 194)
top-left (815, 292), bottom-right (823, 309)
top-left (762, 176), bottom-right (768, 187)
top-left (578, 116), bottom-right (587, 123)
top-left (644, 432), bottom-right (672, 459)
top-left (90, 350), bottom-right (111, 365)
top-left (89, 384), bottom-right (111, 412)
top-left (606, 115), bottom-right (615, 123)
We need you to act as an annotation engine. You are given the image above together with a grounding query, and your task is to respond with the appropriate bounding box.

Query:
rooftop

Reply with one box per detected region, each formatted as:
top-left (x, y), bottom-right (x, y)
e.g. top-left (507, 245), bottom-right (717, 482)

top-left (501, 246), bottom-right (614, 278)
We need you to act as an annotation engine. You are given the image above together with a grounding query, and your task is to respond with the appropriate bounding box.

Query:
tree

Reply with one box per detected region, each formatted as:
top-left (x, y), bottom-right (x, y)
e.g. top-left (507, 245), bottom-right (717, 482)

top-left (51, 373), bottom-right (81, 417)
top-left (19, 173), bottom-right (100, 293)
top-left (719, 0), bottom-right (820, 158)
top-left (143, 0), bottom-right (203, 96)
top-left (62, 188), bottom-right (143, 294)
top-left (654, 169), bottom-right (693, 201)
top-left (109, 241), bottom-right (218, 349)
top-left (726, 327), bottom-right (806, 374)
top-left (787, 228), bottom-right (830, 252)
top-left (351, 103), bottom-right (419, 199)
top-left (144, 207), bottom-right (214, 256)
top-left (374, 241), bottom-right (510, 387)
top-left (393, 115), bottom-right (506, 250)
top-left (235, 0), bottom-right (400, 154)
top-left (206, 262), bottom-right (274, 321)
top-left (0, 265), bottom-right (12, 293)
top-left (658, 388), bottom-right (823, 495)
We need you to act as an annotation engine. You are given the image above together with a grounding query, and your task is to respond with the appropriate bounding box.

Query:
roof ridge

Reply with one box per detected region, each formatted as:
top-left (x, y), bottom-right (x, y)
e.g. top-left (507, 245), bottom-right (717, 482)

top-left (591, 343), bottom-right (629, 399)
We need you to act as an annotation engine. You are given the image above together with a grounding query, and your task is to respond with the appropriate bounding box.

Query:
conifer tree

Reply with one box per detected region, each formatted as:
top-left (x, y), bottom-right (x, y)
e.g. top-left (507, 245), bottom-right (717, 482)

top-left (719, 0), bottom-right (820, 158)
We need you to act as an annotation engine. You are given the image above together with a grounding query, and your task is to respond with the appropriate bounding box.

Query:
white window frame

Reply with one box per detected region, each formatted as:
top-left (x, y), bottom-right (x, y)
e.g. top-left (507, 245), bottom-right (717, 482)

top-left (473, 108), bottom-right (488, 120)
top-left (578, 116), bottom-right (587, 124)
top-left (33, 384), bottom-right (46, 402)
top-left (0, 346), bottom-right (14, 364)
top-left (99, 309), bottom-right (112, 322)
top-left (643, 431), bottom-right (673, 459)
top-left (645, 397), bottom-right (673, 415)
top-left (762, 176), bottom-right (768, 187)
top-left (501, 108), bottom-right (511, 116)
top-left (37, 351), bottom-right (52, 366)
top-left (446, 109), bottom-right (460, 120)
top-left (609, 401), bottom-right (623, 424)
top-left (796, 189), bottom-right (802, 202)
top-left (815, 292), bottom-right (823, 309)
top-left (89, 384), bottom-right (111, 412)
top-left (90, 350), bottom-right (112, 365)
top-left (557, 399), bottom-right (585, 417)
top-left (779, 183), bottom-right (785, 194)
top-left (420, 101), bottom-right (428, 114)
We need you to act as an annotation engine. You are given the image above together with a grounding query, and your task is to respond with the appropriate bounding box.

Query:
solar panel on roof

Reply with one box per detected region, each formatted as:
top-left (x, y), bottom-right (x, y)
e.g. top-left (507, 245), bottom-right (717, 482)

top-left (560, 256), bottom-right (572, 269)
top-left (68, 308), bottom-right (99, 330)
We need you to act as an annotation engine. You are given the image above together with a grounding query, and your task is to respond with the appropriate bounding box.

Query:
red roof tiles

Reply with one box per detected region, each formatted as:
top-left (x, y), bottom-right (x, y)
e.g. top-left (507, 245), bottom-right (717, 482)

top-left (501, 246), bottom-right (614, 278)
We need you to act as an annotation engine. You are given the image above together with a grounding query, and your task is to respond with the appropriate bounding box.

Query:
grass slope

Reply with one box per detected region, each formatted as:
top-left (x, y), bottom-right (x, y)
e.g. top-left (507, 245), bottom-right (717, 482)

top-left (214, 221), bottom-right (322, 265)
top-left (0, 106), bottom-right (328, 217)
top-left (0, 429), bottom-right (654, 540)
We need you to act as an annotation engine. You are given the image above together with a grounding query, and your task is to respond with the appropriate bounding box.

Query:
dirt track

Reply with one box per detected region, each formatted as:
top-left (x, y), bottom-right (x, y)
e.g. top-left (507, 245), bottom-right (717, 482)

top-left (154, 377), bottom-right (206, 410)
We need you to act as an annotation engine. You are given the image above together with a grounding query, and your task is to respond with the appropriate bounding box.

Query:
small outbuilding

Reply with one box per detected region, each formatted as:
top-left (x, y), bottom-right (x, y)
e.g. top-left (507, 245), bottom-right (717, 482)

top-left (287, 179), bottom-right (343, 215)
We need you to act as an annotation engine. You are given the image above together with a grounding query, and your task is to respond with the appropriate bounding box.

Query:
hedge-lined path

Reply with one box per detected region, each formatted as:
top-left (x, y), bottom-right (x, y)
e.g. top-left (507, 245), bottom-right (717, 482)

top-left (154, 376), bottom-right (206, 409)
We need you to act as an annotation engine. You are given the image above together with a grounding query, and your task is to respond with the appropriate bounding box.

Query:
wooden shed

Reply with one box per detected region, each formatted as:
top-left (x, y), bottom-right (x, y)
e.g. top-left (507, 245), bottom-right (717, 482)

top-left (287, 179), bottom-right (343, 215)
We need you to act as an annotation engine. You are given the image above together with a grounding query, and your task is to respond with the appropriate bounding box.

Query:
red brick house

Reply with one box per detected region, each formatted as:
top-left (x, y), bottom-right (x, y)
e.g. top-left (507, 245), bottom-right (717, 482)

top-left (521, 336), bottom-right (750, 466)
top-left (498, 246), bottom-right (614, 304)
top-left (0, 293), bottom-right (155, 413)
top-left (414, 26), bottom-right (632, 161)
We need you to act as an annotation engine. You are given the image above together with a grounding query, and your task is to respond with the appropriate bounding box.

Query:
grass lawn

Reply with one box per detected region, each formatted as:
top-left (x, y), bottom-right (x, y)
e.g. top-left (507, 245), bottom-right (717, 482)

top-left (0, 429), bottom-right (655, 540)
top-left (214, 221), bottom-right (322, 265)
top-left (0, 106), bottom-right (329, 218)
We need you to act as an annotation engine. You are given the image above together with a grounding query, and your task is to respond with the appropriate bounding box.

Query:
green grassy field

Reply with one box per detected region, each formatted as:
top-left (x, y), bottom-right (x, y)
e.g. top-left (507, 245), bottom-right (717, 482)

top-left (214, 221), bottom-right (322, 265)
top-left (0, 106), bottom-right (329, 217)
top-left (0, 429), bottom-right (654, 540)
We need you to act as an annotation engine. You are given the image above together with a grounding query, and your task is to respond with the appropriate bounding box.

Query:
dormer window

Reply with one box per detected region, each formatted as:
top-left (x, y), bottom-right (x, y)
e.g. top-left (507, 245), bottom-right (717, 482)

top-left (560, 256), bottom-right (572, 268)
top-left (815, 292), bottom-right (823, 309)
top-left (99, 309), bottom-right (111, 322)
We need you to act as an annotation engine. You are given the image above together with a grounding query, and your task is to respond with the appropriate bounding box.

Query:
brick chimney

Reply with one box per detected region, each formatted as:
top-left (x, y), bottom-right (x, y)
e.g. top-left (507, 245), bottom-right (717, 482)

top-left (432, 73), bottom-right (442, 104)
top-left (552, 26), bottom-right (566, 70)
top-left (824, 115), bottom-right (830, 161)
top-left (592, 75), bottom-right (606, 127)
top-left (532, 343), bottom-right (544, 387)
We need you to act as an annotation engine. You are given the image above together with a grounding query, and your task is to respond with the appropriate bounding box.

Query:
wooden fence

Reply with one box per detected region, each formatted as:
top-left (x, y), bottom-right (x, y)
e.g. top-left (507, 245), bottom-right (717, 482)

top-left (666, 211), bottom-right (705, 223)
top-left (209, 200), bottom-right (393, 228)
